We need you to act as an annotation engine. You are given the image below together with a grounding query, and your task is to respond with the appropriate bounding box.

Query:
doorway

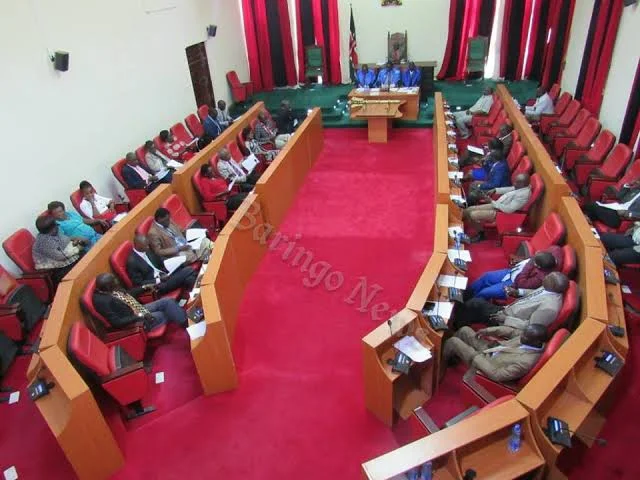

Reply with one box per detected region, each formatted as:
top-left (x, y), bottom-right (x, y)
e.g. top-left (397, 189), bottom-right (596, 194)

top-left (186, 42), bottom-right (215, 108)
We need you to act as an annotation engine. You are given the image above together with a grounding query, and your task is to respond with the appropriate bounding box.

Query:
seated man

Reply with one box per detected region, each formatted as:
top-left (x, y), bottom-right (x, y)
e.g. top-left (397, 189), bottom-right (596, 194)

top-left (524, 86), bottom-right (554, 121)
top-left (463, 173), bottom-right (532, 242)
top-left (402, 62), bottom-right (421, 87)
top-left (144, 140), bottom-right (174, 174)
top-left (498, 124), bottom-right (514, 156)
top-left (600, 223), bottom-right (640, 266)
top-left (217, 147), bottom-right (260, 189)
top-left (467, 151), bottom-right (511, 205)
top-left (276, 100), bottom-right (299, 135)
top-left (468, 246), bottom-right (563, 300)
top-left (78, 181), bottom-right (116, 223)
top-left (453, 87), bottom-right (494, 139)
top-left (583, 179), bottom-right (640, 229)
top-left (254, 110), bottom-right (290, 149)
top-left (147, 207), bottom-right (214, 264)
top-left (242, 126), bottom-right (279, 163)
top-left (217, 100), bottom-right (234, 128)
top-left (158, 130), bottom-right (195, 162)
top-left (197, 164), bottom-right (249, 211)
top-left (122, 152), bottom-right (172, 193)
top-left (455, 272), bottom-right (569, 330)
top-left (376, 61), bottom-right (401, 87)
top-left (32, 215), bottom-right (85, 285)
top-left (93, 272), bottom-right (187, 331)
top-left (355, 64), bottom-right (375, 88)
top-left (443, 323), bottom-right (547, 383)
top-left (203, 108), bottom-right (223, 141)
top-left (463, 138), bottom-right (504, 181)
top-left (127, 234), bottom-right (198, 295)
top-left (48, 201), bottom-right (102, 247)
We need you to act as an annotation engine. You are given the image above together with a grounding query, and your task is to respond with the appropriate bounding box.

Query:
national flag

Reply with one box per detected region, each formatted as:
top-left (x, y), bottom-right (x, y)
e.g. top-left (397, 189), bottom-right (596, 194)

top-left (349, 6), bottom-right (359, 81)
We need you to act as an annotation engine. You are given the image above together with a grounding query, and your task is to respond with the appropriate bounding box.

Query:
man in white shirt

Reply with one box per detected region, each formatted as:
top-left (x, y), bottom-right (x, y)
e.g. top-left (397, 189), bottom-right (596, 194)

top-left (216, 147), bottom-right (260, 189)
top-left (525, 87), bottom-right (554, 121)
top-left (453, 87), bottom-right (494, 139)
top-left (217, 100), bottom-right (234, 128)
top-left (79, 181), bottom-right (116, 223)
top-left (143, 140), bottom-right (174, 174)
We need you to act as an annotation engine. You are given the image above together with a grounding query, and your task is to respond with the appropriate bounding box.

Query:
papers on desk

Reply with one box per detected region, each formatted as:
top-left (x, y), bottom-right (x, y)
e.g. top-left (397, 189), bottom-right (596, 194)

top-left (241, 153), bottom-right (259, 173)
top-left (448, 143), bottom-right (457, 150)
top-left (437, 274), bottom-right (468, 289)
top-left (448, 172), bottom-right (463, 180)
top-left (187, 320), bottom-right (207, 340)
top-left (164, 256), bottom-right (186, 274)
top-left (3, 466), bottom-right (18, 480)
top-left (189, 288), bottom-right (201, 303)
top-left (450, 194), bottom-right (466, 206)
top-left (355, 87), bottom-right (369, 93)
top-left (167, 159), bottom-right (183, 169)
top-left (448, 225), bottom-right (464, 238)
top-left (447, 129), bottom-right (457, 136)
top-left (186, 228), bottom-right (208, 249)
top-left (467, 145), bottom-right (484, 155)
top-left (448, 249), bottom-right (472, 263)
top-left (112, 212), bottom-right (127, 223)
top-left (423, 301), bottom-right (455, 320)
top-left (8, 391), bottom-right (20, 405)
top-left (156, 168), bottom-right (171, 179)
top-left (591, 227), bottom-right (601, 239)
top-left (370, 88), bottom-right (380, 93)
top-left (394, 336), bottom-right (432, 363)
top-left (446, 120), bottom-right (455, 126)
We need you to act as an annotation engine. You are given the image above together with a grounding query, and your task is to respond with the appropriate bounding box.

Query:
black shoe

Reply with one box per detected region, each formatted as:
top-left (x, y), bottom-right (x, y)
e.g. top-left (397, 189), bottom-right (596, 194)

top-left (469, 232), bottom-right (486, 243)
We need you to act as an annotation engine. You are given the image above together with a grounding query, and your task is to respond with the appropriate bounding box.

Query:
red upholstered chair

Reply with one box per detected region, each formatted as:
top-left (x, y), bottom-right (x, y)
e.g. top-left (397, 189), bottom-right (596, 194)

top-left (554, 117), bottom-right (601, 160)
top-left (136, 216), bottom-right (154, 236)
top-left (548, 84), bottom-right (561, 103)
top-left (226, 70), bottom-right (254, 103)
top-left (547, 281), bottom-right (580, 334)
top-left (250, 118), bottom-right (259, 131)
top-left (171, 122), bottom-right (196, 143)
top-left (546, 108), bottom-right (590, 146)
top-left (476, 113), bottom-right (511, 145)
top-left (463, 328), bottom-right (571, 403)
top-left (506, 142), bottom-right (525, 172)
top-left (582, 144), bottom-right (634, 198)
top-left (564, 129), bottom-right (615, 174)
top-left (185, 113), bottom-right (204, 138)
top-left (134, 145), bottom-right (153, 172)
top-left (236, 132), bottom-right (250, 156)
top-left (561, 245), bottom-right (577, 278)
top-left (493, 174), bottom-right (545, 237)
top-left (80, 277), bottom-right (161, 351)
top-left (539, 92), bottom-right (573, 133)
top-left (112, 159), bottom-right (147, 208)
top-left (502, 212), bottom-right (565, 258)
top-left (161, 193), bottom-right (217, 230)
top-left (227, 140), bottom-right (244, 162)
top-left (471, 101), bottom-right (503, 129)
top-left (542, 100), bottom-right (581, 136)
top-left (512, 130), bottom-right (520, 143)
top-left (210, 153), bottom-right (222, 176)
top-left (0, 265), bottom-right (47, 341)
top-left (512, 155), bottom-right (533, 178)
top-left (2, 229), bottom-right (54, 302)
top-left (197, 105), bottom-right (209, 122)
top-left (191, 171), bottom-right (229, 221)
top-left (67, 322), bottom-right (154, 419)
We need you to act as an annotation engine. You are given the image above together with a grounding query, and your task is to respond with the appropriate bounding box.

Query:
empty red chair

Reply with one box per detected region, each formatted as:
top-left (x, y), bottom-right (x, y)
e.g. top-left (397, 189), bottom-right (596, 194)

top-left (80, 277), bottom-right (162, 349)
top-left (511, 155), bottom-right (533, 179)
top-left (112, 159), bottom-right (147, 208)
top-left (227, 141), bottom-right (244, 162)
top-left (539, 92), bottom-right (573, 133)
top-left (506, 142), bottom-right (525, 171)
top-left (191, 171), bottom-right (229, 221)
top-left (68, 322), bottom-right (154, 419)
top-left (502, 212), bottom-right (565, 258)
top-left (226, 70), bottom-right (254, 103)
top-left (463, 328), bottom-right (570, 402)
top-left (561, 245), bottom-right (577, 278)
top-left (547, 108), bottom-right (590, 145)
top-left (171, 122), bottom-right (196, 143)
top-left (471, 101), bottom-right (503, 129)
top-left (564, 129), bottom-right (615, 173)
top-left (185, 113), bottom-right (204, 138)
top-left (197, 105), bottom-right (209, 121)
top-left (542, 100), bottom-right (581, 136)
top-left (476, 113), bottom-right (511, 145)
top-left (493, 174), bottom-right (545, 237)
top-left (3, 230), bottom-right (54, 302)
top-left (161, 193), bottom-right (217, 230)
top-left (0, 265), bottom-right (47, 341)
top-left (548, 84), bottom-right (561, 103)
top-left (582, 144), bottom-right (633, 196)
top-left (554, 116), bottom-right (600, 160)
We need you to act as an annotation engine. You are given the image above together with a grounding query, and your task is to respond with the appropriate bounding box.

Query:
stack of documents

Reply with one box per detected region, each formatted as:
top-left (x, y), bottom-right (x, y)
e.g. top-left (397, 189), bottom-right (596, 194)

top-left (241, 154), bottom-right (259, 173)
top-left (423, 301), bottom-right (455, 320)
top-left (448, 225), bottom-right (464, 238)
top-left (448, 172), bottom-right (463, 180)
top-left (447, 249), bottom-right (472, 264)
top-left (394, 336), bottom-right (432, 363)
top-left (186, 228), bottom-right (208, 249)
top-left (437, 274), bottom-right (468, 289)
top-left (467, 145), bottom-right (484, 155)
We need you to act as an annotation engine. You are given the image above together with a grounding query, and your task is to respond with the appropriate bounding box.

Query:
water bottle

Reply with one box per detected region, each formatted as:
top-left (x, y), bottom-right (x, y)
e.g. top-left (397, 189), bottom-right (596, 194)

top-left (508, 423), bottom-right (522, 453)
top-left (421, 461), bottom-right (433, 480)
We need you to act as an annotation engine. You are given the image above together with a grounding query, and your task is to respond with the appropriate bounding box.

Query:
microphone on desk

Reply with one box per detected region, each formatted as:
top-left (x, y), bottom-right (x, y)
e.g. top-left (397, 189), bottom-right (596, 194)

top-left (545, 417), bottom-right (607, 448)
top-left (387, 319), bottom-right (393, 336)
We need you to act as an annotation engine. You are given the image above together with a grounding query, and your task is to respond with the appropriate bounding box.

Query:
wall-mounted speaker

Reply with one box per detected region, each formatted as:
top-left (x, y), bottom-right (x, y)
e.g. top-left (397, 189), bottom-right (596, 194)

top-left (53, 51), bottom-right (69, 72)
top-left (207, 24), bottom-right (217, 37)
top-left (623, 0), bottom-right (637, 6)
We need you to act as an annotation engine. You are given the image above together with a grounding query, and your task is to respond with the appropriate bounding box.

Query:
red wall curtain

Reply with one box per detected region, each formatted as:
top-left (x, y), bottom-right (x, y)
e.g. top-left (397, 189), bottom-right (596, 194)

top-left (454, 0), bottom-right (482, 80)
top-left (242, 0), bottom-right (264, 91)
top-left (438, 0), bottom-right (461, 80)
top-left (253, 0), bottom-right (274, 91)
top-left (311, 0), bottom-right (327, 80)
top-left (326, 0), bottom-right (342, 84)
top-left (438, 0), bottom-right (484, 80)
top-left (521, 0), bottom-right (542, 78)
top-left (580, 0), bottom-right (624, 115)
top-left (277, 0), bottom-right (297, 86)
top-left (295, 0), bottom-right (306, 83)
top-left (541, 0), bottom-right (575, 88)
top-left (499, 0), bottom-right (515, 78)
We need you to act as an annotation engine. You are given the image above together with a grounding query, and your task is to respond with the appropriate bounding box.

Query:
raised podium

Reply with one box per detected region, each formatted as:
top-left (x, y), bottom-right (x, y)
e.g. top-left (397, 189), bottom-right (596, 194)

top-left (351, 100), bottom-right (406, 143)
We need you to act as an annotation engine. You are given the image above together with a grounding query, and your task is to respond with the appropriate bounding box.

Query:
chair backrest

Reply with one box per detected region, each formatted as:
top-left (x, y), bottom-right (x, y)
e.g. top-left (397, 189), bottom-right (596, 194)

top-left (517, 328), bottom-right (570, 387)
top-left (530, 212), bottom-right (565, 253)
top-left (512, 130), bottom-right (520, 143)
top-left (111, 159), bottom-right (129, 189)
top-left (162, 194), bottom-right (193, 231)
top-left (110, 241), bottom-right (135, 289)
top-left (549, 84), bottom-right (561, 103)
top-left (520, 173), bottom-right (544, 212)
top-left (68, 322), bottom-right (111, 377)
top-left (226, 71), bottom-right (241, 88)
top-left (171, 122), bottom-right (194, 142)
top-left (574, 117), bottom-right (601, 148)
top-left (586, 129), bottom-right (615, 163)
top-left (512, 156), bottom-right (533, 181)
top-left (561, 245), bottom-right (577, 278)
top-left (250, 118), bottom-right (258, 131)
top-left (507, 142), bottom-right (525, 171)
top-left (136, 216), bottom-right (154, 236)
top-left (192, 171), bottom-right (207, 204)
top-left (236, 132), bottom-right (250, 156)
top-left (549, 281), bottom-right (580, 334)
top-left (69, 189), bottom-right (86, 218)
top-left (600, 144), bottom-right (633, 179)
top-left (80, 277), bottom-right (111, 329)
top-left (3, 229), bottom-right (37, 273)
top-left (210, 153), bottom-right (221, 176)
top-left (486, 101), bottom-right (503, 124)
top-left (198, 105), bottom-right (209, 121)
top-left (227, 141), bottom-right (243, 162)
top-left (615, 158), bottom-right (640, 190)
top-left (134, 145), bottom-right (153, 171)
top-left (185, 113), bottom-right (204, 138)
top-left (554, 92), bottom-right (573, 116)
top-left (0, 265), bottom-right (19, 303)
top-left (564, 109), bottom-right (590, 137)
top-left (556, 99), bottom-right (580, 125)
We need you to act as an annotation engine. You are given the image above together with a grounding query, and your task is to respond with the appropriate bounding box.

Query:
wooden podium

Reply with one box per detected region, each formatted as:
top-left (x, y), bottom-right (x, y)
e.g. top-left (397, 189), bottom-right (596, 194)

top-left (351, 101), bottom-right (406, 143)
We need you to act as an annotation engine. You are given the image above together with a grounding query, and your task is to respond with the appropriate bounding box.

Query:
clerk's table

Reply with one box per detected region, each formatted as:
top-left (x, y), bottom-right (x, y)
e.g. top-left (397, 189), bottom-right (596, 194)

top-left (348, 87), bottom-right (420, 120)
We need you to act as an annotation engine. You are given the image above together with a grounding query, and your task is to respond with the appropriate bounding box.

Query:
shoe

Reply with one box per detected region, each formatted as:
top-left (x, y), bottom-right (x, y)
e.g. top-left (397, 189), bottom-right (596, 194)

top-left (469, 232), bottom-right (486, 243)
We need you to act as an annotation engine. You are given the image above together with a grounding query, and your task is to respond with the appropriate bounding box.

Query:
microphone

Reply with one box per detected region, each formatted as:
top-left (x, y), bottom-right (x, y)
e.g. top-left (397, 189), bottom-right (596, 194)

top-left (606, 291), bottom-right (625, 337)
top-left (387, 319), bottom-right (393, 336)
top-left (545, 417), bottom-right (607, 448)
top-left (567, 430), bottom-right (607, 446)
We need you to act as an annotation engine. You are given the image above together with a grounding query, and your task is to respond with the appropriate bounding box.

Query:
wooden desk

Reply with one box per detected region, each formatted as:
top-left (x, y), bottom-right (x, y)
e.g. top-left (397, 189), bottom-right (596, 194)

top-left (352, 102), bottom-right (405, 143)
top-left (434, 93), bottom-right (451, 204)
top-left (362, 309), bottom-right (435, 427)
top-left (517, 318), bottom-right (621, 479)
top-left (348, 89), bottom-right (420, 121)
top-left (361, 399), bottom-right (545, 480)
top-left (357, 61), bottom-right (437, 98)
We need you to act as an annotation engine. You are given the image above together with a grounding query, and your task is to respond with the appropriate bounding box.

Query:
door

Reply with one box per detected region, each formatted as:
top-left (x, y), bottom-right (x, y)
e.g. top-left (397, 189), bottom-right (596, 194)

top-left (186, 42), bottom-right (215, 108)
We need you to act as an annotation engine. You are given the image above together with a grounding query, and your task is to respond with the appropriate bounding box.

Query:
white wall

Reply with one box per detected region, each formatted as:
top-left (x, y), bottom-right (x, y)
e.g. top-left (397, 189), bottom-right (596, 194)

top-left (338, 0), bottom-right (451, 82)
top-left (561, 2), bottom-right (640, 138)
top-left (0, 0), bottom-right (247, 274)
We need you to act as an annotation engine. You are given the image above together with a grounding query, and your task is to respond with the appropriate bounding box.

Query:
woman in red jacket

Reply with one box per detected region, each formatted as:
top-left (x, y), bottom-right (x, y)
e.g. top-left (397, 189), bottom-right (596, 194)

top-left (468, 246), bottom-right (563, 300)
top-left (196, 164), bottom-right (248, 211)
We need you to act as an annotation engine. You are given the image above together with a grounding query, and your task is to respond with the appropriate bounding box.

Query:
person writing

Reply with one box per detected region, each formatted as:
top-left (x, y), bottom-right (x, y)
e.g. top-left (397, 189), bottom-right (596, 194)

top-left (78, 181), bottom-right (116, 223)
top-left (196, 164), bottom-right (248, 211)
top-left (32, 215), bottom-right (85, 284)
top-left (122, 152), bottom-right (171, 192)
top-left (356, 64), bottom-right (375, 88)
top-left (48, 201), bottom-right (103, 247)
top-left (143, 140), bottom-right (175, 174)
top-left (147, 208), bottom-right (214, 264)
top-left (453, 87), bottom-right (494, 139)
top-left (216, 147), bottom-right (260, 189)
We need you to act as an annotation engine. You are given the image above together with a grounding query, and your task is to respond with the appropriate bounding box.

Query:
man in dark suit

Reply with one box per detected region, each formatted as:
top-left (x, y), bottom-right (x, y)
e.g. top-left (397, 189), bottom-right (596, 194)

top-left (92, 272), bottom-right (187, 331)
top-left (275, 100), bottom-right (299, 135)
top-left (127, 234), bottom-right (198, 295)
top-left (122, 152), bottom-right (171, 193)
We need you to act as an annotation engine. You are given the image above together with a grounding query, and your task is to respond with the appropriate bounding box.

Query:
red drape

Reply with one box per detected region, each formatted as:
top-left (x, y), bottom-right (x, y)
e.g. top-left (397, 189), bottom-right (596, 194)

top-left (631, 114), bottom-right (640, 155)
top-left (499, 0), bottom-right (514, 78)
top-left (541, 0), bottom-right (575, 88)
top-left (437, 0), bottom-right (460, 80)
top-left (295, 0), bottom-right (306, 83)
top-left (326, 0), bottom-right (342, 84)
top-left (581, 0), bottom-right (624, 115)
top-left (253, 0), bottom-right (274, 91)
top-left (311, 0), bottom-right (327, 80)
top-left (522, 0), bottom-right (542, 78)
top-left (277, 0), bottom-right (297, 86)
top-left (241, 0), bottom-right (263, 91)
top-left (455, 0), bottom-right (482, 80)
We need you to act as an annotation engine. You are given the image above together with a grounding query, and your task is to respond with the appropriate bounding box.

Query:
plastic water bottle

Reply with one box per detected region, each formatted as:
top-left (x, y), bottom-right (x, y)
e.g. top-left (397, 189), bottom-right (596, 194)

top-left (421, 461), bottom-right (433, 480)
top-left (508, 423), bottom-right (522, 453)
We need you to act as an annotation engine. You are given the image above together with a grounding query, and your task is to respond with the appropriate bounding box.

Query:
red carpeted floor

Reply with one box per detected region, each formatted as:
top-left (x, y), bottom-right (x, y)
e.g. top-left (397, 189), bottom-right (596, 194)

top-left (0, 128), bottom-right (435, 479)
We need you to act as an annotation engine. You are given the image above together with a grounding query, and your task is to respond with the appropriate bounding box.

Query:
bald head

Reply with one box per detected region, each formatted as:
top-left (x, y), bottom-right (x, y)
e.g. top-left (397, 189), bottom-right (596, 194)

top-left (542, 272), bottom-right (569, 293)
top-left (96, 273), bottom-right (118, 292)
top-left (133, 234), bottom-right (149, 252)
top-left (218, 147), bottom-right (231, 161)
top-left (520, 323), bottom-right (547, 348)
top-left (125, 152), bottom-right (138, 164)
top-left (514, 173), bottom-right (531, 189)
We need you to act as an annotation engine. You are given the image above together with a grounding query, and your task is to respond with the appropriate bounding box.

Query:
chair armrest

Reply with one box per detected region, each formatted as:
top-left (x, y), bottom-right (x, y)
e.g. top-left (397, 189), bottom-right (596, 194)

top-left (103, 325), bottom-right (144, 343)
top-left (0, 304), bottom-right (20, 314)
top-left (501, 231), bottom-right (533, 257)
top-left (192, 213), bottom-right (218, 229)
top-left (101, 361), bottom-right (145, 383)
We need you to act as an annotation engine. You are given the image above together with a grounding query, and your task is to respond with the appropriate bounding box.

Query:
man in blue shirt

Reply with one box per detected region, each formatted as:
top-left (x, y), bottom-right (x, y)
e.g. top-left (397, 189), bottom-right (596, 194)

top-left (47, 201), bottom-right (102, 247)
top-left (376, 61), bottom-right (401, 87)
top-left (468, 152), bottom-right (510, 205)
top-left (356, 64), bottom-right (375, 88)
top-left (203, 108), bottom-right (223, 141)
top-left (402, 62), bottom-right (421, 87)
